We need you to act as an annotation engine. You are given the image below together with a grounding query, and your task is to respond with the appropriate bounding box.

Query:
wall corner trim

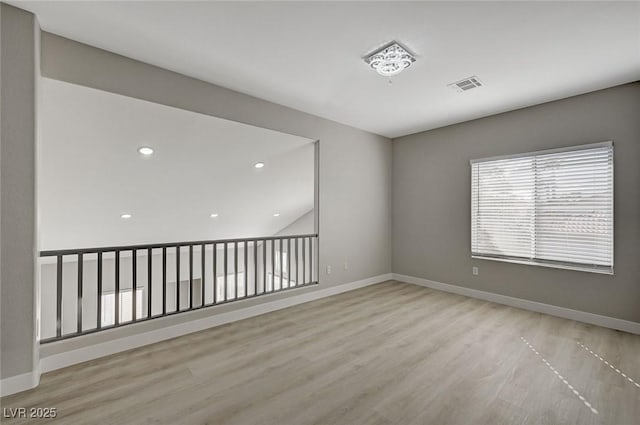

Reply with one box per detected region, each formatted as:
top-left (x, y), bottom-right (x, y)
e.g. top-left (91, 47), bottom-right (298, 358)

top-left (38, 273), bottom-right (393, 376)
top-left (393, 273), bottom-right (640, 335)
top-left (0, 368), bottom-right (40, 397)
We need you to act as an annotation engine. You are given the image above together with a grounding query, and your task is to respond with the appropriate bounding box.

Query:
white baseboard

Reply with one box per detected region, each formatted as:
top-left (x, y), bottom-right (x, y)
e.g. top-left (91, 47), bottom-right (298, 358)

top-left (393, 273), bottom-right (640, 335)
top-left (40, 273), bottom-right (393, 374)
top-left (0, 369), bottom-right (40, 397)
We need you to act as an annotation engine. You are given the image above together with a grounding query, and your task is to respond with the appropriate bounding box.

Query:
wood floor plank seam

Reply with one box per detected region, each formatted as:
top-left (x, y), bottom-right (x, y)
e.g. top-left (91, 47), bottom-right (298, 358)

top-left (576, 341), bottom-right (640, 389)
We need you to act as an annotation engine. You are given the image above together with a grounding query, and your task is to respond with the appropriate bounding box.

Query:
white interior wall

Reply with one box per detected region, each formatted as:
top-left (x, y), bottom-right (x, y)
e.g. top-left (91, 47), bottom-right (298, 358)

top-left (276, 210), bottom-right (314, 236)
top-left (38, 78), bottom-right (316, 250)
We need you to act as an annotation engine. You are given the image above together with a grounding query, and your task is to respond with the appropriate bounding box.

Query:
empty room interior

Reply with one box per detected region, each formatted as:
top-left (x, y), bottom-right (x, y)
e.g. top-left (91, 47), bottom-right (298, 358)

top-left (1, 1), bottom-right (640, 424)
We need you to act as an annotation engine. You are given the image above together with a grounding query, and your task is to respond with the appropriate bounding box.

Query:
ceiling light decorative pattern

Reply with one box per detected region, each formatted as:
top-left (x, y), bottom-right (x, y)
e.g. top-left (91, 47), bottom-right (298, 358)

top-left (365, 42), bottom-right (416, 77)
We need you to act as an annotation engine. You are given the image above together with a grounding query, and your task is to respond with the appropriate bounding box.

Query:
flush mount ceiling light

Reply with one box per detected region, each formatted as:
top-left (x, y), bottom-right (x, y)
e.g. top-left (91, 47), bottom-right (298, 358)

top-left (120, 213), bottom-right (132, 219)
top-left (254, 162), bottom-right (265, 169)
top-left (273, 213), bottom-right (280, 217)
top-left (210, 213), bottom-right (219, 218)
top-left (365, 41), bottom-right (416, 78)
top-left (137, 146), bottom-right (154, 156)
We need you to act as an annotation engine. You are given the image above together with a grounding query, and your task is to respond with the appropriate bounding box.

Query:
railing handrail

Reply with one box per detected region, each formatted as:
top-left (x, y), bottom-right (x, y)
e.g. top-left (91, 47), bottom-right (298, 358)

top-left (39, 233), bottom-right (319, 343)
top-left (40, 233), bottom-right (319, 257)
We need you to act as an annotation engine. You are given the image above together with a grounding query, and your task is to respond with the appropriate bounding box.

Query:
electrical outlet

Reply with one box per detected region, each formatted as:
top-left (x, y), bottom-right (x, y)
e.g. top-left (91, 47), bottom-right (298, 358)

top-left (472, 266), bottom-right (478, 276)
top-left (327, 265), bottom-right (332, 275)
top-left (344, 262), bottom-right (349, 270)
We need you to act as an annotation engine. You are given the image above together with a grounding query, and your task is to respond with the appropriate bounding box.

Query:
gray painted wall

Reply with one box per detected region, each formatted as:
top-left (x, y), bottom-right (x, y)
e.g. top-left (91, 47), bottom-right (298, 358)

top-left (393, 83), bottom-right (640, 323)
top-left (39, 32), bottom-right (391, 356)
top-left (0, 4), bottom-right (39, 380)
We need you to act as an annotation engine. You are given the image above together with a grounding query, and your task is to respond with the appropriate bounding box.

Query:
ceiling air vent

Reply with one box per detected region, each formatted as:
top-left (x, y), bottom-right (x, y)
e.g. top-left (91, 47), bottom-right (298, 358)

top-left (448, 76), bottom-right (483, 92)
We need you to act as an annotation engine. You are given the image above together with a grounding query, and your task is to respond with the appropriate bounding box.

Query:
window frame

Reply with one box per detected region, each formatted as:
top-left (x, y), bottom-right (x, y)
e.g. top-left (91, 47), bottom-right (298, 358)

top-left (470, 141), bottom-right (614, 275)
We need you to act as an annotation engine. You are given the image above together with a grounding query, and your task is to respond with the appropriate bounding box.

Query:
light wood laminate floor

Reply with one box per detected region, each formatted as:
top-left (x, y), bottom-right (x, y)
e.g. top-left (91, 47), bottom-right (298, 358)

top-left (2, 281), bottom-right (639, 425)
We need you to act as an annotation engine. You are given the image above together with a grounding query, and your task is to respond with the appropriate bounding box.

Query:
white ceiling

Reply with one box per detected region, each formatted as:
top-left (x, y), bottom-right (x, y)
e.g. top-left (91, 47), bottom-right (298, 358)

top-left (13, 1), bottom-right (640, 138)
top-left (40, 78), bottom-right (315, 250)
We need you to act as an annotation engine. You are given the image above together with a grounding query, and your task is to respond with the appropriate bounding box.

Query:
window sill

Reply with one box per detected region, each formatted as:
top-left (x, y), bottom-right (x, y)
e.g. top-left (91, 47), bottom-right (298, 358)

top-left (471, 255), bottom-right (613, 275)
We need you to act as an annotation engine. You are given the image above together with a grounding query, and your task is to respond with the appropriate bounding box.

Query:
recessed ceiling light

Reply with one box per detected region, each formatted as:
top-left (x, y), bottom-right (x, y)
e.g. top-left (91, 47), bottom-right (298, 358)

top-left (210, 213), bottom-right (219, 218)
top-left (137, 146), bottom-right (154, 156)
top-left (365, 41), bottom-right (416, 77)
top-left (254, 162), bottom-right (265, 169)
top-left (120, 213), bottom-right (132, 219)
top-left (273, 213), bottom-right (280, 217)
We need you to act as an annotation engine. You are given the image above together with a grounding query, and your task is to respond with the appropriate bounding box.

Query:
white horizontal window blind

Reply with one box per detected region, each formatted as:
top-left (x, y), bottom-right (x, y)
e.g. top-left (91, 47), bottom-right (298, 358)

top-left (471, 142), bottom-right (613, 274)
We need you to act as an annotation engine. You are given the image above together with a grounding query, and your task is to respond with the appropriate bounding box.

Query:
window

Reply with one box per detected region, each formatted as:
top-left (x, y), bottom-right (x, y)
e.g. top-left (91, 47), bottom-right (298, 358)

top-left (101, 288), bottom-right (144, 326)
top-left (274, 250), bottom-right (288, 276)
top-left (471, 142), bottom-right (613, 274)
top-left (266, 250), bottom-right (294, 290)
top-left (216, 272), bottom-right (245, 299)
